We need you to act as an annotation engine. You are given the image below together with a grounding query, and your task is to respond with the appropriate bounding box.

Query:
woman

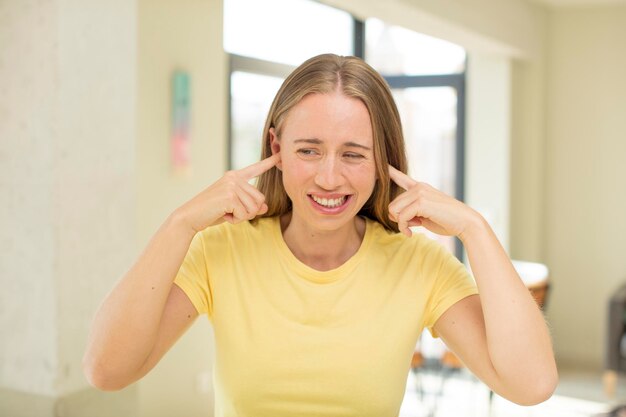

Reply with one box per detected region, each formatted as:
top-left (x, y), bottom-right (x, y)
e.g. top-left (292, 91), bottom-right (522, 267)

top-left (83, 54), bottom-right (558, 416)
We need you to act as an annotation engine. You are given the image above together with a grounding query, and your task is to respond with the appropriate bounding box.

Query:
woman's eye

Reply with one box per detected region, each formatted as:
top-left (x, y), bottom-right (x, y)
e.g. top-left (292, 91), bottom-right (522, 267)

top-left (344, 153), bottom-right (365, 159)
top-left (297, 149), bottom-right (318, 156)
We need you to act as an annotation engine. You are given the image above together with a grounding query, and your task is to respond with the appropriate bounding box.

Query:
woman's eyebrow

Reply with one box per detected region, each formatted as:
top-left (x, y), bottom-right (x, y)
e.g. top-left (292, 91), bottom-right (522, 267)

top-left (294, 138), bottom-right (323, 145)
top-left (344, 141), bottom-right (372, 151)
top-left (293, 138), bottom-right (371, 151)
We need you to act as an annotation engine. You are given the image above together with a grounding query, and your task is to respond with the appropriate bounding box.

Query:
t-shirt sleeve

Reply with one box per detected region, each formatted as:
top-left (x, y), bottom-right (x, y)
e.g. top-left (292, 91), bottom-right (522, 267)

top-left (173, 230), bottom-right (212, 317)
top-left (422, 239), bottom-right (478, 338)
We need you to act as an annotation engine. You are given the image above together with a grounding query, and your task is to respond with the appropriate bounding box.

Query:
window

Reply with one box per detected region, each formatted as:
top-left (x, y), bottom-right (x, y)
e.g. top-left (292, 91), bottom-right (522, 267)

top-left (230, 71), bottom-right (284, 170)
top-left (224, 0), bottom-right (355, 171)
top-left (224, 0), bottom-right (353, 67)
top-left (365, 17), bottom-right (466, 75)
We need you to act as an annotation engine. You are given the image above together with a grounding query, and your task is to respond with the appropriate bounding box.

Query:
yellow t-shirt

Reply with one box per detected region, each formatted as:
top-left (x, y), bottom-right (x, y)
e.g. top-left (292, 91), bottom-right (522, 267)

top-left (174, 216), bottom-right (477, 417)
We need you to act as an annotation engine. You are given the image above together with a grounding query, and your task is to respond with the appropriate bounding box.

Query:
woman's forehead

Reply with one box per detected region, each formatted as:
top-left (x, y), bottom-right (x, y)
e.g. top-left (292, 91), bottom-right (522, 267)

top-left (280, 92), bottom-right (373, 146)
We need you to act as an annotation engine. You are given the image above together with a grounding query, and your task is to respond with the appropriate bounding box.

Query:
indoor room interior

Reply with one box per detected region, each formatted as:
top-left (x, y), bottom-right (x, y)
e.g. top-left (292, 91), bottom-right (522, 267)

top-left (1, 0), bottom-right (626, 416)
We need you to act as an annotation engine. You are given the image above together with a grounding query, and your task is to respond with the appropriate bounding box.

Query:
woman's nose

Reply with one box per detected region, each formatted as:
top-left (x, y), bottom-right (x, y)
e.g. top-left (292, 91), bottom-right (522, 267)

top-left (314, 156), bottom-right (345, 190)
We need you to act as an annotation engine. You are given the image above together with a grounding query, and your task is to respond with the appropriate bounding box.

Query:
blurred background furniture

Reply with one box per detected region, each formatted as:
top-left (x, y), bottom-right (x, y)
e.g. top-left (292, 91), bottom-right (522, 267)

top-left (604, 282), bottom-right (626, 397)
top-left (512, 260), bottom-right (550, 309)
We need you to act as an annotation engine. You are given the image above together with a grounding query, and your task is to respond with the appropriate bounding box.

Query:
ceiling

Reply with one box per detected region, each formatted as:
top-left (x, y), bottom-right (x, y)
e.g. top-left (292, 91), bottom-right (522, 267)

top-left (528, 0), bottom-right (626, 8)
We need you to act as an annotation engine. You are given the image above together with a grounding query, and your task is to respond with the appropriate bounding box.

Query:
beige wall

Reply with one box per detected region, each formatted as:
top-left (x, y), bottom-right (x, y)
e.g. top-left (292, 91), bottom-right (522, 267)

top-left (545, 6), bottom-right (626, 368)
top-left (510, 59), bottom-right (548, 262)
top-left (398, 0), bottom-right (546, 59)
top-left (136, 0), bottom-right (226, 415)
top-left (0, 0), bottom-right (59, 398)
top-left (466, 55), bottom-right (512, 249)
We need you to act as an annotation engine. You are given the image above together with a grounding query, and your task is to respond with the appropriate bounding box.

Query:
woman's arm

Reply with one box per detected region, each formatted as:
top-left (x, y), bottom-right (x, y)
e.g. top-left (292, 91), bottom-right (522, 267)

top-left (387, 165), bottom-right (557, 405)
top-left (82, 213), bottom-right (199, 391)
top-left (435, 216), bottom-right (558, 405)
top-left (83, 154), bottom-right (280, 390)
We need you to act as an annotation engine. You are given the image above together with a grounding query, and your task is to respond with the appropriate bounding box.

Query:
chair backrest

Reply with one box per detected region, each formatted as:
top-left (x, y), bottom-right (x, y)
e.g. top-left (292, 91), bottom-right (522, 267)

top-left (512, 260), bottom-right (550, 310)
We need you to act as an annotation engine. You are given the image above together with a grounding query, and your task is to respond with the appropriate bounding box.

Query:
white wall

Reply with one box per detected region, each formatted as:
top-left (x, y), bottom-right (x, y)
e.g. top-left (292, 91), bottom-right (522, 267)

top-left (55, 0), bottom-right (138, 396)
top-left (0, 0), bottom-right (138, 396)
top-left (0, 0), bottom-right (137, 414)
top-left (545, 6), bottom-right (626, 368)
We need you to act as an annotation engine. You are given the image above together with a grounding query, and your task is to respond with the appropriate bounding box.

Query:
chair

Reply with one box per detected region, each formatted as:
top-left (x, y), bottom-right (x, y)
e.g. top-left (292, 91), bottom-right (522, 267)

top-left (604, 282), bottom-right (626, 397)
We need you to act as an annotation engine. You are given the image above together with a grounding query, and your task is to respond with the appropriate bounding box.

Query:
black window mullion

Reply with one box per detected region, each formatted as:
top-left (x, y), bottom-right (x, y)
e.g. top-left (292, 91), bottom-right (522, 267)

top-left (454, 74), bottom-right (466, 260)
top-left (353, 18), bottom-right (365, 59)
top-left (384, 74), bottom-right (463, 90)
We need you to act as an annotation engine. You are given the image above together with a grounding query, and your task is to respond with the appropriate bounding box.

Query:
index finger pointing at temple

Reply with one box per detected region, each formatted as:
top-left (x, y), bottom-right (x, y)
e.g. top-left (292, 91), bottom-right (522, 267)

top-left (239, 153), bottom-right (281, 180)
top-left (388, 164), bottom-right (417, 191)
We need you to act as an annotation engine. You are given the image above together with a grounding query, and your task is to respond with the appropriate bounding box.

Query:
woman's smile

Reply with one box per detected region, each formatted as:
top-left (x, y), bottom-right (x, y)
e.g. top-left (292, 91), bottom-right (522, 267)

top-left (308, 193), bottom-right (352, 214)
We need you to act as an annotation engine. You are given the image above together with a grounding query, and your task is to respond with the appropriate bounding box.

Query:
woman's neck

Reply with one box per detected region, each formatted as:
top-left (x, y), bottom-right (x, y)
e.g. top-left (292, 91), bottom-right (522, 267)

top-left (280, 212), bottom-right (365, 271)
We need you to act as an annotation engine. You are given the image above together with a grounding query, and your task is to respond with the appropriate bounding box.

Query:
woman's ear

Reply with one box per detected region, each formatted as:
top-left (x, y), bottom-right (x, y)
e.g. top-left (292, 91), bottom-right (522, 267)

top-left (269, 128), bottom-right (283, 170)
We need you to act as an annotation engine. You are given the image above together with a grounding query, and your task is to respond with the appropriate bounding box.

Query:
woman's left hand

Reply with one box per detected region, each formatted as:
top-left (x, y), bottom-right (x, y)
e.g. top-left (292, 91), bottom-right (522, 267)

top-left (388, 165), bottom-right (482, 239)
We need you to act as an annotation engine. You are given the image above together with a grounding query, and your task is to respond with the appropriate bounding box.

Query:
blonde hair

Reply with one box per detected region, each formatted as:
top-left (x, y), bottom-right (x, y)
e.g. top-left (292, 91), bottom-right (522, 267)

top-left (256, 54), bottom-right (408, 232)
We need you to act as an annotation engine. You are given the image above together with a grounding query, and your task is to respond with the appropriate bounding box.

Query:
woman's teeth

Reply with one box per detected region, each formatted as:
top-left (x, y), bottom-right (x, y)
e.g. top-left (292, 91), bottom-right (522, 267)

top-left (311, 195), bottom-right (347, 208)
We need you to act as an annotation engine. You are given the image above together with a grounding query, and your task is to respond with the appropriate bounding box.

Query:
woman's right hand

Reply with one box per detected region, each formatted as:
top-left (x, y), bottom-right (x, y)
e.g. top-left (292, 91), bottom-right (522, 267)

top-left (176, 153), bottom-right (281, 233)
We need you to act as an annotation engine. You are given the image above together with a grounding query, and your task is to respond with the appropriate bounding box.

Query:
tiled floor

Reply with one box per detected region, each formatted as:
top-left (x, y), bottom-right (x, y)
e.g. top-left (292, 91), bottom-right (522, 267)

top-left (399, 366), bottom-right (623, 417)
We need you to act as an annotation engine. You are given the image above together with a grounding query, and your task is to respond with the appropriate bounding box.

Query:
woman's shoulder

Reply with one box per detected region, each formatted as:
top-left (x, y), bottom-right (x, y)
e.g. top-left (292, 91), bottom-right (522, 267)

top-left (365, 218), bottom-right (448, 256)
top-left (197, 215), bottom-right (278, 242)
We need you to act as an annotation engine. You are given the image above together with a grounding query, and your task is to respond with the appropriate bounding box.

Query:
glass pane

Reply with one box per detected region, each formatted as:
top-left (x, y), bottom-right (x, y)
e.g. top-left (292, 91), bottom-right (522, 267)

top-left (393, 86), bottom-right (458, 253)
top-left (230, 71), bottom-right (284, 170)
top-left (224, 0), bottom-right (353, 66)
top-left (366, 18), bottom-right (465, 75)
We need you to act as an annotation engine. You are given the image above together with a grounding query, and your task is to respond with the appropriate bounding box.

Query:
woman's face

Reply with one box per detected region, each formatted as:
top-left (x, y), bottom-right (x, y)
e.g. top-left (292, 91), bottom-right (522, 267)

top-left (270, 92), bottom-right (377, 232)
